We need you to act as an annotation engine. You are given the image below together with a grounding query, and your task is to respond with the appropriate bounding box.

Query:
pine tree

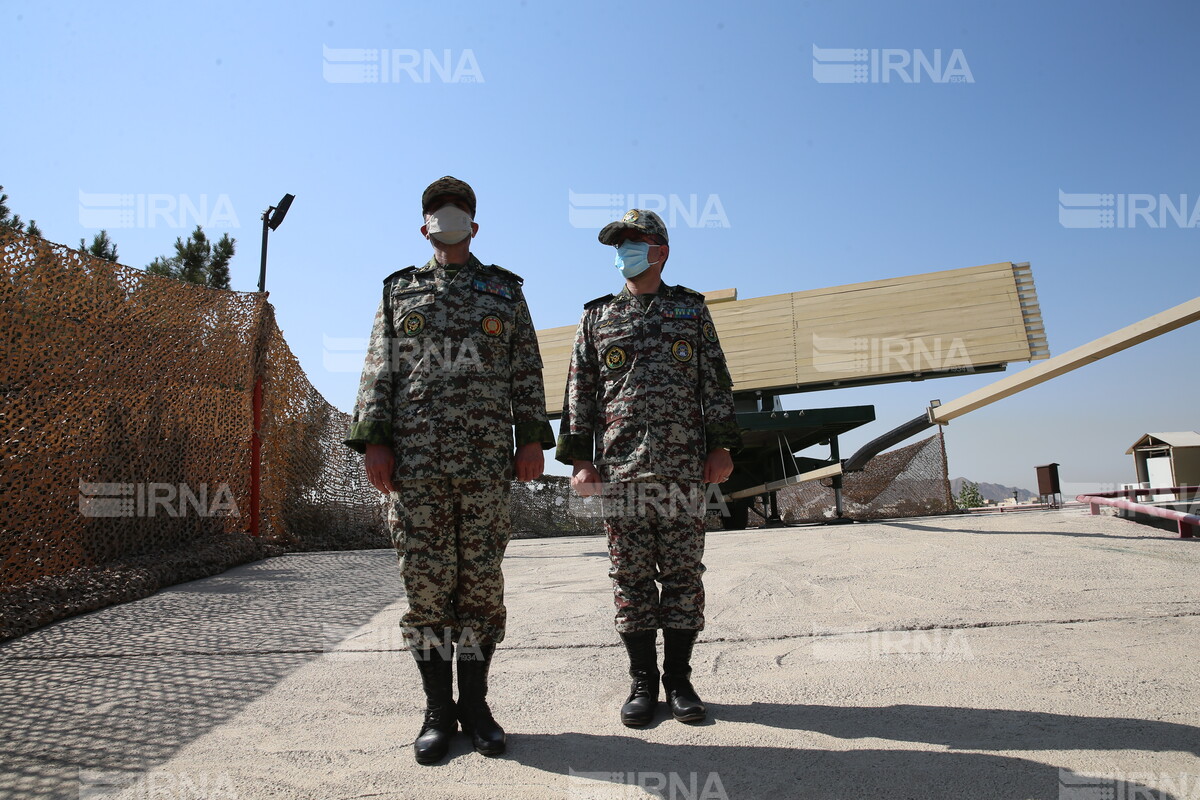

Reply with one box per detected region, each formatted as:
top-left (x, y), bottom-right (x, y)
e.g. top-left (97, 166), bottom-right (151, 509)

top-left (145, 225), bottom-right (236, 289)
top-left (206, 233), bottom-right (235, 290)
top-left (0, 185), bottom-right (19, 229)
top-left (0, 184), bottom-right (38, 235)
top-left (956, 480), bottom-right (984, 509)
top-left (79, 230), bottom-right (119, 262)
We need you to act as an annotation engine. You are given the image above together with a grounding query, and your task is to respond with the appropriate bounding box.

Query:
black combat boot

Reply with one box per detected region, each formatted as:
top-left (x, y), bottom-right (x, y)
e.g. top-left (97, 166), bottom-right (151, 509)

top-left (456, 641), bottom-right (506, 756)
top-left (411, 644), bottom-right (458, 764)
top-left (662, 628), bottom-right (706, 723)
top-left (619, 630), bottom-right (660, 727)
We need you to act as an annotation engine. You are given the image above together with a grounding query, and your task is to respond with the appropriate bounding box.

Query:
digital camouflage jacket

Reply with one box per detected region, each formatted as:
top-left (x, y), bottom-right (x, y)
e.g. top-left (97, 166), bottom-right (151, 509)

top-left (345, 254), bottom-right (554, 480)
top-left (556, 283), bottom-right (741, 483)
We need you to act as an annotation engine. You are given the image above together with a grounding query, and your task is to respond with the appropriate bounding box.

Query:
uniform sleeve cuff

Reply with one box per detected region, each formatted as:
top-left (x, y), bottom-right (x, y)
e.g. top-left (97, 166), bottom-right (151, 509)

top-left (704, 422), bottom-right (743, 454)
top-left (554, 432), bottom-right (594, 465)
top-left (515, 420), bottom-right (555, 449)
top-left (344, 420), bottom-right (393, 454)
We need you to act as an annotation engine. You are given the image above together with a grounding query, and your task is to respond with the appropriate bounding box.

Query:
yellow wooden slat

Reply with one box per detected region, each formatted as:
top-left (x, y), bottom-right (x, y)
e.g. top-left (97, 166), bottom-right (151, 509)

top-left (932, 296), bottom-right (1200, 424)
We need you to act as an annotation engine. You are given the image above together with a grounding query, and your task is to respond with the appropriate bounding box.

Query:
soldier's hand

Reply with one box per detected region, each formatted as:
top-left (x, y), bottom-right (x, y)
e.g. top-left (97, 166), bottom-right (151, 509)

top-left (571, 461), bottom-right (603, 497)
top-left (514, 443), bottom-right (544, 482)
top-left (364, 444), bottom-right (396, 494)
top-left (704, 448), bottom-right (734, 485)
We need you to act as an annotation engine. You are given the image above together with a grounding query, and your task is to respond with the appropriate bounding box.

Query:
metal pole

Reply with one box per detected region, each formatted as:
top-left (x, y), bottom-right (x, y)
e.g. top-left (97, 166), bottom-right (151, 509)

top-left (250, 375), bottom-right (262, 537)
top-left (258, 207), bottom-right (272, 293)
top-left (829, 435), bottom-right (849, 522)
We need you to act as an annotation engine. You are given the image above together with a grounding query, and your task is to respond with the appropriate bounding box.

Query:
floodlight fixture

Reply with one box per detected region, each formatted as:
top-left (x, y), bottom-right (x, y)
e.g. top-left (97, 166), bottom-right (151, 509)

top-left (258, 193), bottom-right (295, 293)
top-left (268, 193), bottom-right (294, 231)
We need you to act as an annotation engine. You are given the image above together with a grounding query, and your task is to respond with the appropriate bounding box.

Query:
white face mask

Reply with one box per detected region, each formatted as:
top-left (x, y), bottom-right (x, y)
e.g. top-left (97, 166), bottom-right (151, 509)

top-left (425, 204), bottom-right (474, 245)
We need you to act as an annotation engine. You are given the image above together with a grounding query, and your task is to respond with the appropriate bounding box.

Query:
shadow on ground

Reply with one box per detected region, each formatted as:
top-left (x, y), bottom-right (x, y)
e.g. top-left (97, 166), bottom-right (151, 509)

top-left (880, 520), bottom-right (1199, 542)
top-left (503, 730), bottom-right (1183, 800)
top-left (717, 702), bottom-right (1200, 756)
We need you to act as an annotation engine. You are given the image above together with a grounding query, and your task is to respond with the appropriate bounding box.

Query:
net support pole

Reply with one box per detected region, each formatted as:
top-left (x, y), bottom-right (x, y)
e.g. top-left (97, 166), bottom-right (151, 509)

top-left (250, 375), bottom-right (262, 537)
top-left (829, 435), bottom-right (846, 519)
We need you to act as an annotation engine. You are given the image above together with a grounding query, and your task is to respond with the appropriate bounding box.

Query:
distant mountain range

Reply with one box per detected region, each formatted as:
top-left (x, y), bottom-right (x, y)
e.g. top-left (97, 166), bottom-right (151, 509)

top-left (950, 478), bottom-right (1038, 503)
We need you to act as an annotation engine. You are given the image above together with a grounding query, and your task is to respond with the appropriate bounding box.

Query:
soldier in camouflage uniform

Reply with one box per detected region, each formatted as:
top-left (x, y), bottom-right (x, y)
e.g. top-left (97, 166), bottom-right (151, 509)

top-left (556, 209), bottom-right (741, 727)
top-left (345, 177), bottom-right (554, 764)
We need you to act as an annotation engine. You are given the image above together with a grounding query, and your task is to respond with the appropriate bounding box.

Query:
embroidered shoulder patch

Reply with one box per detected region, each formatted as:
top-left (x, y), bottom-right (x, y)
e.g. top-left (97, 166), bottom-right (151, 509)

top-left (472, 277), bottom-right (515, 300)
top-left (663, 306), bottom-right (702, 320)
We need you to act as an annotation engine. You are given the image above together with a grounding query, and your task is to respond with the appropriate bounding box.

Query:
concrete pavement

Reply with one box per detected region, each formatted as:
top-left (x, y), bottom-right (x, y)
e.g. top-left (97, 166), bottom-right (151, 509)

top-left (2, 508), bottom-right (1198, 799)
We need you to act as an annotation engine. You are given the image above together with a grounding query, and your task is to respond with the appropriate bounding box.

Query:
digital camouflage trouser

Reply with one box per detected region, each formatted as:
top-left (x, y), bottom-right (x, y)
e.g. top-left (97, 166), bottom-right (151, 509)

top-left (389, 478), bottom-right (511, 650)
top-left (602, 479), bottom-right (707, 633)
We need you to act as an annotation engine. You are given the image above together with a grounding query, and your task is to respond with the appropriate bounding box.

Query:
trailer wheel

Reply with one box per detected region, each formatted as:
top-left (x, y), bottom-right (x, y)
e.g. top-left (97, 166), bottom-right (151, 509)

top-left (722, 499), bottom-right (750, 530)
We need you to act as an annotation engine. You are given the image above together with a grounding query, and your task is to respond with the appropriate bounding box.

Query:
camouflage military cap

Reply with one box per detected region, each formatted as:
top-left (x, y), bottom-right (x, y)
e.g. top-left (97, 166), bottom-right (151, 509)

top-left (421, 176), bottom-right (477, 216)
top-left (598, 209), bottom-right (669, 246)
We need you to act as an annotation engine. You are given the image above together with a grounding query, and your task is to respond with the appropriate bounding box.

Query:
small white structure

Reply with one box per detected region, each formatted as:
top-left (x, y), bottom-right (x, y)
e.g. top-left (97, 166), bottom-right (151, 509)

top-left (1126, 432), bottom-right (1200, 500)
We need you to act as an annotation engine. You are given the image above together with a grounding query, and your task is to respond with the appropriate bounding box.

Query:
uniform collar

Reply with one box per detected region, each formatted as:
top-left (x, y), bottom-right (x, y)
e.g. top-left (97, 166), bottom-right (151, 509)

top-left (421, 253), bottom-right (483, 273)
top-left (617, 282), bottom-right (675, 301)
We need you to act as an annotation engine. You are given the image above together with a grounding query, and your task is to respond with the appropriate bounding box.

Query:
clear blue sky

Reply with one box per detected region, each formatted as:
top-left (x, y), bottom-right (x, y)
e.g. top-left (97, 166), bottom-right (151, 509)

top-left (4, 0), bottom-right (1197, 493)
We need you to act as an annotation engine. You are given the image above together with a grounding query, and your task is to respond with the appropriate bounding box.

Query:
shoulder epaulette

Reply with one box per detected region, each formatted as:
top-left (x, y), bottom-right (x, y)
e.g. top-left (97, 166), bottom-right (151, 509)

top-left (673, 284), bottom-right (706, 300)
top-left (584, 293), bottom-right (615, 310)
top-left (382, 267), bottom-right (417, 320)
top-left (383, 266), bottom-right (417, 285)
top-left (481, 263), bottom-right (525, 285)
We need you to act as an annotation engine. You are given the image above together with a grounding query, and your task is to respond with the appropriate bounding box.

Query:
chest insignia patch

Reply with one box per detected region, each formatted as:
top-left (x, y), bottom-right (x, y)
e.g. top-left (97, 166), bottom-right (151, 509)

top-left (403, 311), bottom-right (425, 337)
top-left (604, 345), bottom-right (628, 370)
top-left (481, 316), bottom-right (505, 337)
top-left (671, 339), bottom-right (694, 362)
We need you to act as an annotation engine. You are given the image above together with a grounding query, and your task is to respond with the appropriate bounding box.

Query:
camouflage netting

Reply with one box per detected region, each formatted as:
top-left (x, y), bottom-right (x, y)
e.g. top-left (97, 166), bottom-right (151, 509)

top-left (0, 229), bottom-right (386, 641)
top-left (772, 432), bottom-right (954, 523)
top-left (512, 434), bottom-right (953, 535)
top-left (510, 476), bottom-right (602, 538)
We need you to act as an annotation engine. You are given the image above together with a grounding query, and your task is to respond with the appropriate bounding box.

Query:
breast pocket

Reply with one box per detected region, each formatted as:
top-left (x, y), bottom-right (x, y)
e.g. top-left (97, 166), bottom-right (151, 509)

top-left (660, 321), bottom-right (700, 388)
top-left (595, 331), bottom-right (635, 379)
top-left (391, 291), bottom-right (436, 339)
top-left (470, 297), bottom-right (513, 379)
top-left (594, 332), bottom-right (638, 466)
top-left (389, 291), bottom-right (436, 398)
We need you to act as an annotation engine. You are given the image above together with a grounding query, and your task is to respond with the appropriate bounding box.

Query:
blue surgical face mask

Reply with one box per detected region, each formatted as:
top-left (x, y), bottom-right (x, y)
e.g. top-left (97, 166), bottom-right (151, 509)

top-left (614, 240), bottom-right (655, 279)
